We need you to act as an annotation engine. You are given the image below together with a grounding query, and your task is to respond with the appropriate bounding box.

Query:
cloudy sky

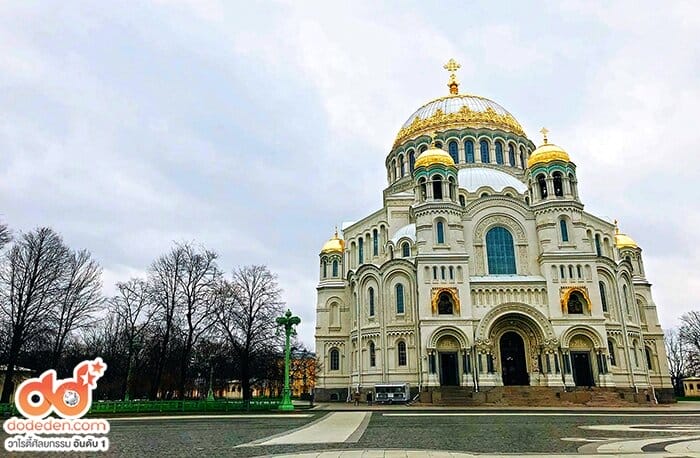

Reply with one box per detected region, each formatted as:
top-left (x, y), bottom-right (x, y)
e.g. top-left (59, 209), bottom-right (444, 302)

top-left (1, 1), bottom-right (698, 347)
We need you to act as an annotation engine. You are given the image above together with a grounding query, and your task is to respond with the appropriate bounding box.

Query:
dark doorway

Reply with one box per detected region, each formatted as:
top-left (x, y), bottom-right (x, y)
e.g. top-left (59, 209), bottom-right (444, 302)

top-left (571, 351), bottom-right (595, 386)
top-left (440, 352), bottom-right (459, 386)
top-left (500, 332), bottom-right (529, 386)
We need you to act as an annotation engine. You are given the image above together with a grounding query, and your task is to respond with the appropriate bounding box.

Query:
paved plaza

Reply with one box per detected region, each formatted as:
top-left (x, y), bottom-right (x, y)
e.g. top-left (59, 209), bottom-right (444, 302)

top-left (4, 406), bottom-right (700, 456)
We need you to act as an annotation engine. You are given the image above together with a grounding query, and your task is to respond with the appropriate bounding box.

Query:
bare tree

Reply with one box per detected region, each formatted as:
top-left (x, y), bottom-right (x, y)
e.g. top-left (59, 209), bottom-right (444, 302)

top-left (110, 278), bottom-right (154, 400)
top-left (50, 250), bottom-right (103, 367)
top-left (0, 221), bottom-right (10, 251)
top-left (215, 265), bottom-right (284, 400)
top-left (681, 311), bottom-right (700, 354)
top-left (175, 243), bottom-right (221, 399)
top-left (665, 328), bottom-right (691, 395)
top-left (0, 228), bottom-right (70, 402)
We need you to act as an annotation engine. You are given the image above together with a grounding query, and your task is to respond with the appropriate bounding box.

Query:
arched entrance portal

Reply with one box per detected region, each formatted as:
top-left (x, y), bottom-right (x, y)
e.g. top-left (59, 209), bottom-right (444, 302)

top-left (500, 332), bottom-right (529, 386)
top-left (569, 334), bottom-right (596, 387)
top-left (436, 335), bottom-right (460, 386)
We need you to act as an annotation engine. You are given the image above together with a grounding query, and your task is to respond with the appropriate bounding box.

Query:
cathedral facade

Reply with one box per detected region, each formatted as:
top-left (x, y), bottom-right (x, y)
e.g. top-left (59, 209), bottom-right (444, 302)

top-left (314, 60), bottom-right (673, 403)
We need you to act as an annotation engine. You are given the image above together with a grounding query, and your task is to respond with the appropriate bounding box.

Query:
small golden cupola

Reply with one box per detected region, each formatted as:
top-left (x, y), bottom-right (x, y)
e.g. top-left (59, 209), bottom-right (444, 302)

top-left (527, 127), bottom-right (571, 168)
top-left (614, 221), bottom-right (639, 250)
top-left (414, 137), bottom-right (456, 169)
top-left (320, 229), bottom-right (344, 254)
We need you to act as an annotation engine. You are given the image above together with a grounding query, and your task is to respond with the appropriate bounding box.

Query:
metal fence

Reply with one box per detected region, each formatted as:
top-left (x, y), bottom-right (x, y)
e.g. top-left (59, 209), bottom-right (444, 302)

top-left (0, 398), bottom-right (282, 416)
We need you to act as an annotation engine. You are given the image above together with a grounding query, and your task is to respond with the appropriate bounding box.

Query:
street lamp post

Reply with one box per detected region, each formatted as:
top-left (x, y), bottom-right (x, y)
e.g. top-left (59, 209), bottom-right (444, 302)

top-left (207, 363), bottom-right (214, 401)
top-left (276, 309), bottom-right (300, 411)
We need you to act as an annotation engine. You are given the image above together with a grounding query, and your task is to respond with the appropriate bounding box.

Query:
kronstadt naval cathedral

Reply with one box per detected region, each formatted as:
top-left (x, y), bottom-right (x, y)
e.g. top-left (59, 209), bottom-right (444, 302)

top-left (314, 60), bottom-right (673, 404)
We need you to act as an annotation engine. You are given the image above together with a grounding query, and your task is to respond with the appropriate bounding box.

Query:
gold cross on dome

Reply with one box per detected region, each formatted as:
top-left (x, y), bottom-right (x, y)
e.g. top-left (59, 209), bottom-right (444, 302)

top-left (540, 127), bottom-right (549, 144)
top-left (444, 58), bottom-right (461, 95)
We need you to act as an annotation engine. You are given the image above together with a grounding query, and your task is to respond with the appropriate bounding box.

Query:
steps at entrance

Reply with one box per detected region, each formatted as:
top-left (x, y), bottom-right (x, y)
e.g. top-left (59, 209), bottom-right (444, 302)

top-left (433, 386), bottom-right (480, 406)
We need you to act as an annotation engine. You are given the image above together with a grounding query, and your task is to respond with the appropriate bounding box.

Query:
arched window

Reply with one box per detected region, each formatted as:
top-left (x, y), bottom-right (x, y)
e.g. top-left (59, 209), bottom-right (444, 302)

top-left (397, 341), bottom-right (407, 366)
top-left (437, 291), bottom-right (453, 314)
top-left (419, 144), bottom-right (428, 153)
top-left (495, 142), bottom-right (504, 164)
top-left (448, 177), bottom-right (455, 200)
top-left (560, 219), bottom-right (569, 242)
top-left (567, 291), bottom-right (584, 314)
top-left (645, 347), bottom-right (653, 370)
top-left (358, 238), bottom-right (364, 264)
top-left (399, 155), bottom-right (405, 177)
top-left (432, 266), bottom-right (437, 280)
top-left (553, 172), bottom-right (563, 197)
top-left (519, 148), bottom-right (525, 169)
top-left (432, 175), bottom-right (443, 199)
top-left (332, 259), bottom-right (339, 277)
top-left (449, 266), bottom-right (454, 279)
top-left (369, 341), bottom-right (376, 367)
top-left (402, 242), bottom-right (410, 258)
top-left (465, 140), bottom-right (475, 163)
top-left (486, 227), bottom-right (517, 274)
top-left (599, 281), bottom-right (608, 312)
top-left (448, 140), bottom-right (458, 163)
top-left (368, 287), bottom-right (375, 317)
top-left (537, 174), bottom-right (548, 199)
top-left (395, 283), bottom-right (405, 314)
top-left (459, 195), bottom-right (466, 207)
top-left (595, 234), bottom-right (602, 256)
top-left (560, 265), bottom-right (565, 279)
top-left (372, 229), bottom-right (378, 256)
top-left (508, 144), bottom-right (516, 166)
top-left (330, 348), bottom-right (340, 371)
top-left (436, 221), bottom-right (445, 244)
top-left (419, 178), bottom-right (427, 201)
top-left (623, 284), bottom-right (630, 315)
top-left (608, 339), bottom-right (616, 366)
top-left (440, 266), bottom-right (446, 279)
top-left (633, 341), bottom-right (639, 367)
top-left (409, 150), bottom-right (415, 173)
top-left (322, 259), bottom-right (327, 278)
top-left (480, 140), bottom-right (490, 163)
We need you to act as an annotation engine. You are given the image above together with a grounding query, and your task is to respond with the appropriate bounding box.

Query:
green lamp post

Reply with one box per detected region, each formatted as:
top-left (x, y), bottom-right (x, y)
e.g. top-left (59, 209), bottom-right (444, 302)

top-left (276, 309), bottom-right (301, 411)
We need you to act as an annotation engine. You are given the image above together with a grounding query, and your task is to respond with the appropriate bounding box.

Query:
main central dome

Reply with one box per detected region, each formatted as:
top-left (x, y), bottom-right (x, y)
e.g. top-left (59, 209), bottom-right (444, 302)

top-left (394, 94), bottom-right (525, 148)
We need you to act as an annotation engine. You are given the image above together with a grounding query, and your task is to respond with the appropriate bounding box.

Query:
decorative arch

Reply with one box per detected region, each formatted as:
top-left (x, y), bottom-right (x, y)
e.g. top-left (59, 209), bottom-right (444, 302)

top-left (473, 213), bottom-right (527, 243)
top-left (430, 287), bottom-right (460, 314)
top-left (560, 325), bottom-right (604, 349)
top-left (560, 286), bottom-right (592, 313)
top-left (476, 302), bottom-right (556, 342)
top-left (427, 326), bottom-right (470, 350)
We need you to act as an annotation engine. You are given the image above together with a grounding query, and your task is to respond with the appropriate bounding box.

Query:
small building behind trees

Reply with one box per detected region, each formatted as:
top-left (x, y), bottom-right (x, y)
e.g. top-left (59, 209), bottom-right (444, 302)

top-left (683, 377), bottom-right (700, 397)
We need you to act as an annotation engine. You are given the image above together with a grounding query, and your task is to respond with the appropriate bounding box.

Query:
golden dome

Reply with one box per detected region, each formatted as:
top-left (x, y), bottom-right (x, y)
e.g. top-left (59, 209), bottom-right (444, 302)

top-left (614, 222), bottom-right (638, 249)
top-left (414, 144), bottom-right (456, 169)
top-left (527, 128), bottom-right (571, 168)
top-left (320, 230), bottom-right (344, 254)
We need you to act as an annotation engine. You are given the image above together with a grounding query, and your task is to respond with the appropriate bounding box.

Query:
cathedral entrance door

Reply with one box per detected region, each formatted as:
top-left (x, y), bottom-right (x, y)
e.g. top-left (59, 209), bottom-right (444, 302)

top-left (571, 351), bottom-right (595, 386)
top-left (439, 352), bottom-right (459, 386)
top-left (500, 331), bottom-right (529, 386)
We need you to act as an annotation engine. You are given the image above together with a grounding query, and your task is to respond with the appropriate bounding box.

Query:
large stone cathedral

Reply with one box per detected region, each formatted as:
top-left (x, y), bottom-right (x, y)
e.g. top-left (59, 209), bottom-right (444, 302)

top-left (314, 60), bottom-right (673, 404)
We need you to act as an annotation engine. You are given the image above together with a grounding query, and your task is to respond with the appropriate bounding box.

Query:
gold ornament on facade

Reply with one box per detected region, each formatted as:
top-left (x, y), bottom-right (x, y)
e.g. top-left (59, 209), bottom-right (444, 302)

top-left (320, 227), bottom-right (345, 254)
top-left (614, 220), bottom-right (639, 249)
top-left (430, 287), bottom-right (460, 315)
top-left (560, 286), bottom-right (591, 313)
top-left (394, 104), bottom-right (525, 148)
top-left (527, 127), bottom-right (571, 168)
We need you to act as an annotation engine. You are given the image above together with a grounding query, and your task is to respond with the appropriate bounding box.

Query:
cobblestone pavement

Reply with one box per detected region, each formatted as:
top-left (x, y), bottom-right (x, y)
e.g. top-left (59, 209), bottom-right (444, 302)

top-left (3, 410), bottom-right (700, 457)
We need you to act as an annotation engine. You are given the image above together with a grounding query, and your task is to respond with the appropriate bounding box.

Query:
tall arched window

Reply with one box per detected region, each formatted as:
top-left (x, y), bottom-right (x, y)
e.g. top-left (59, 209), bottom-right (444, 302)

top-left (436, 221), bottom-right (445, 244)
top-left (397, 341), bottom-right (407, 366)
top-left (399, 155), bottom-right (405, 177)
top-left (645, 347), bottom-right (653, 370)
top-left (395, 283), bottom-right (405, 314)
top-left (520, 150), bottom-right (525, 169)
top-left (480, 140), bottom-right (490, 163)
top-left (623, 284), bottom-right (630, 315)
top-left (369, 341), bottom-right (376, 367)
top-left (402, 242), bottom-right (410, 258)
top-left (486, 227), bottom-right (517, 274)
top-left (537, 174), bottom-right (548, 199)
top-left (608, 339), bottom-right (616, 366)
top-left (419, 178), bottom-right (427, 201)
top-left (495, 142), bottom-right (504, 164)
top-left (372, 229), bottom-right (378, 256)
top-left (432, 175), bottom-right (443, 200)
top-left (432, 266), bottom-right (437, 280)
top-left (553, 172), bottom-right (563, 197)
top-left (332, 259), bottom-right (339, 277)
top-left (409, 150), bottom-right (415, 173)
top-left (465, 140), bottom-right (475, 163)
top-left (599, 281), bottom-right (608, 312)
top-left (595, 234), bottom-right (602, 256)
top-left (358, 238), bottom-right (364, 264)
top-left (322, 259), bottom-right (327, 278)
top-left (330, 348), bottom-right (340, 371)
top-left (633, 340), bottom-right (639, 367)
top-left (448, 140), bottom-right (458, 163)
top-left (508, 144), bottom-right (516, 166)
top-left (560, 219), bottom-right (569, 242)
top-left (459, 195), bottom-right (466, 206)
top-left (368, 287), bottom-right (375, 317)
top-left (448, 177), bottom-right (455, 200)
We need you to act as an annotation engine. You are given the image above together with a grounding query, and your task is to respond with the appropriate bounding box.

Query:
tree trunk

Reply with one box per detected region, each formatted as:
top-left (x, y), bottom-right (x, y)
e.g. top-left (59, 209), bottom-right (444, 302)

top-left (1, 337), bottom-right (22, 403)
